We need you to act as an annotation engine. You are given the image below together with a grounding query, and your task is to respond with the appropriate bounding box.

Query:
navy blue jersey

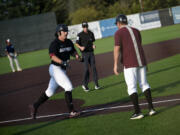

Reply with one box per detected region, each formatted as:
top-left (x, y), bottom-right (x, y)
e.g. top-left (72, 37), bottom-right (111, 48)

top-left (5, 44), bottom-right (15, 53)
top-left (76, 30), bottom-right (95, 52)
top-left (49, 38), bottom-right (76, 66)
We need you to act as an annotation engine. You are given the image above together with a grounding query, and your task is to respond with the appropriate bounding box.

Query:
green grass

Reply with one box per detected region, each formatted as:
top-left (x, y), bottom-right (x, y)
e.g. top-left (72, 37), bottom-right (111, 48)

top-left (0, 24), bottom-right (180, 75)
top-left (0, 54), bottom-right (180, 135)
top-left (51, 54), bottom-right (180, 107)
top-left (1, 106), bottom-right (180, 135)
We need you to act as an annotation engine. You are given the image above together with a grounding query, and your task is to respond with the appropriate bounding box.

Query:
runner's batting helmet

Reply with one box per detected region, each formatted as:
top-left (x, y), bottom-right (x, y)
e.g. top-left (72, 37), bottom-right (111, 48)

top-left (55, 24), bottom-right (68, 37)
top-left (115, 14), bottom-right (128, 24)
top-left (56, 24), bottom-right (68, 33)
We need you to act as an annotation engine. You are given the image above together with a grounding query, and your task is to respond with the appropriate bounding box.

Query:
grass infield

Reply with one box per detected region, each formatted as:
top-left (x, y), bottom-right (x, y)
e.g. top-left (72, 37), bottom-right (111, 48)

top-left (0, 54), bottom-right (180, 135)
top-left (0, 24), bottom-right (180, 75)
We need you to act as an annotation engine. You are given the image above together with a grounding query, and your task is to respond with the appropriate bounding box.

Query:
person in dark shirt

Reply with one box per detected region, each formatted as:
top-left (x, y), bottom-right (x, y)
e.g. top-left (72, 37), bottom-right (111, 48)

top-left (5, 39), bottom-right (22, 72)
top-left (76, 22), bottom-right (100, 92)
top-left (29, 24), bottom-right (80, 119)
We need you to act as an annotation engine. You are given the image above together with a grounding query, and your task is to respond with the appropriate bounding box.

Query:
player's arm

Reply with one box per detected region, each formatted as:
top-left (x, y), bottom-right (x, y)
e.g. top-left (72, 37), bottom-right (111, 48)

top-left (91, 32), bottom-right (96, 49)
top-left (75, 34), bottom-right (85, 51)
top-left (114, 46), bottom-right (120, 75)
top-left (50, 54), bottom-right (63, 64)
top-left (49, 42), bottom-right (63, 64)
top-left (75, 43), bottom-right (85, 51)
top-left (113, 31), bottom-right (121, 75)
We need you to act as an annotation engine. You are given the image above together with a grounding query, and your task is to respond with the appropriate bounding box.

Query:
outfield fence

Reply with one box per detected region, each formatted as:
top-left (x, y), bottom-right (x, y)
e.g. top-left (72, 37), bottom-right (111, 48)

top-left (0, 6), bottom-right (180, 56)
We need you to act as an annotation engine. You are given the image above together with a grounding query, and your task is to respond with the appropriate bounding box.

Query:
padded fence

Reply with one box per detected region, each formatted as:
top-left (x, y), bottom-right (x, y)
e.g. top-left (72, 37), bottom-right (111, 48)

top-left (0, 12), bottom-right (57, 56)
top-left (159, 8), bottom-right (174, 26)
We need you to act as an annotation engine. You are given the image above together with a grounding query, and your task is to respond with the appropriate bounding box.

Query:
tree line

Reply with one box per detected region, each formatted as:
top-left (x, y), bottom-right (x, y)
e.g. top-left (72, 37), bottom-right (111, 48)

top-left (0, 0), bottom-right (179, 25)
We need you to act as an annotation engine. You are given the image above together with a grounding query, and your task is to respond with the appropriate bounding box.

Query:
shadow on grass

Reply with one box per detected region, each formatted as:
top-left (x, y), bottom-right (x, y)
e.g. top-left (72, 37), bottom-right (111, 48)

top-left (13, 117), bottom-right (69, 135)
top-left (147, 64), bottom-right (180, 76)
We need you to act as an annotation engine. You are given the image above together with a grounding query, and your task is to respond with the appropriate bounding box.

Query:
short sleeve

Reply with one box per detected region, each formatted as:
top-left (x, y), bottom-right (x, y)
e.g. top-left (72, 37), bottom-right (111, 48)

top-left (114, 31), bottom-right (121, 46)
top-left (49, 42), bottom-right (57, 56)
top-left (76, 34), bottom-right (81, 44)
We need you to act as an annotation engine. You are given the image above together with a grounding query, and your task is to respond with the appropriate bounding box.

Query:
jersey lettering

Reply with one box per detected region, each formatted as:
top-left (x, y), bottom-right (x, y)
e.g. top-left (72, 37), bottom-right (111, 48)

top-left (59, 47), bottom-right (72, 53)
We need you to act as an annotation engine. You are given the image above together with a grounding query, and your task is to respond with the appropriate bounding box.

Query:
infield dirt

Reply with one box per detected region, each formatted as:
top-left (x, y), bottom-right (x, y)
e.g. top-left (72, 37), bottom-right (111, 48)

top-left (0, 38), bottom-right (180, 126)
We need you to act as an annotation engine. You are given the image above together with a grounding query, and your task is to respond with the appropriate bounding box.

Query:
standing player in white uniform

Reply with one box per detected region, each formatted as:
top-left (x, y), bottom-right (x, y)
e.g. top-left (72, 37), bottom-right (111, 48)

top-left (29, 24), bottom-right (80, 119)
top-left (113, 14), bottom-right (156, 120)
top-left (5, 39), bottom-right (22, 72)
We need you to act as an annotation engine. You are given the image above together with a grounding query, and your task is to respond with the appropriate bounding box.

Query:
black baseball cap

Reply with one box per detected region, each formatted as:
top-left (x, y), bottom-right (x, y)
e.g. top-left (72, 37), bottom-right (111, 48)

top-left (82, 22), bottom-right (88, 28)
top-left (115, 14), bottom-right (128, 24)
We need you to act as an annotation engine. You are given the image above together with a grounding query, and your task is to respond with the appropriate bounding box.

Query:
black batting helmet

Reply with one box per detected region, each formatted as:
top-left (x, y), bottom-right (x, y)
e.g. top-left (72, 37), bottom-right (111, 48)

top-left (115, 14), bottom-right (128, 24)
top-left (55, 24), bottom-right (68, 37)
top-left (82, 22), bottom-right (88, 28)
top-left (56, 24), bottom-right (68, 33)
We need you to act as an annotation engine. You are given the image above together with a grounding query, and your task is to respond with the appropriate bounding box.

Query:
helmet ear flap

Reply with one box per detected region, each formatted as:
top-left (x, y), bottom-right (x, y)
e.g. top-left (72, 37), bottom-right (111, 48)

top-left (57, 31), bottom-right (61, 36)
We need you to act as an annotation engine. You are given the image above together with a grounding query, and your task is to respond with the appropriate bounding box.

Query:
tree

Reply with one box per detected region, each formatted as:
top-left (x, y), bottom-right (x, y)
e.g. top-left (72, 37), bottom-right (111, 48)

top-left (69, 6), bottom-right (100, 24)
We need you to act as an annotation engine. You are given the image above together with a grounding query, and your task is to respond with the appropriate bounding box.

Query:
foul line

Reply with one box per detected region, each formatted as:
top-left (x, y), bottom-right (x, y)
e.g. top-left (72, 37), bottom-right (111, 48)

top-left (0, 98), bottom-right (180, 124)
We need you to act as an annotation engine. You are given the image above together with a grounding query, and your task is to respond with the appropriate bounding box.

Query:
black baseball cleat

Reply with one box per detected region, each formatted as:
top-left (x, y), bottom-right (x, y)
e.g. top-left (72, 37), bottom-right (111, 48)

top-left (130, 113), bottom-right (144, 120)
top-left (69, 111), bottom-right (80, 118)
top-left (29, 105), bottom-right (37, 119)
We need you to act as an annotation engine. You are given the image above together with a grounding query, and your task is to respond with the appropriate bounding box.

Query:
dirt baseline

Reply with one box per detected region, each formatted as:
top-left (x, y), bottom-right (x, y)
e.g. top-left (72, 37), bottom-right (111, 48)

top-left (0, 38), bottom-right (180, 126)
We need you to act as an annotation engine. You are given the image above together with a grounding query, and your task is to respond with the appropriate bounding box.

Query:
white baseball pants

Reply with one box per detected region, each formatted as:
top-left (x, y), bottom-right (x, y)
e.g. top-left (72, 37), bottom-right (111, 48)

top-left (8, 55), bottom-right (21, 72)
top-left (45, 64), bottom-right (73, 97)
top-left (124, 66), bottom-right (150, 95)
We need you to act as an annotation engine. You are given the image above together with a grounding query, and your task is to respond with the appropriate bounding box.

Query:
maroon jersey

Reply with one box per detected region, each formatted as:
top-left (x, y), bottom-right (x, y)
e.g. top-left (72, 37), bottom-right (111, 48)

top-left (114, 26), bottom-right (147, 68)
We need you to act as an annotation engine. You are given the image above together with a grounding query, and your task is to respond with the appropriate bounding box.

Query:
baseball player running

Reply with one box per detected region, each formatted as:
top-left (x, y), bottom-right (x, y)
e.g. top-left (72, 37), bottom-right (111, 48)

top-left (5, 39), bottom-right (22, 72)
top-left (113, 14), bottom-right (156, 120)
top-left (29, 24), bottom-right (80, 119)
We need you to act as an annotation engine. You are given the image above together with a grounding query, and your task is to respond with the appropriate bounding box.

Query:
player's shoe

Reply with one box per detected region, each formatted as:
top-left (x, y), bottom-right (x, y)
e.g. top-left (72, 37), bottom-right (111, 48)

top-left (149, 109), bottom-right (156, 116)
top-left (130, 113), bottom-right (144, 120)
top-left (69, 111), bottom-right (80, 118)
top-left (95, 85), bottom-right (100, 90)
top-left (17, 68), bottom-right (22, 71)
top-left (29, 105), bottom-right (37, 119)
top-left (82, 85), bottom-right (89, 92)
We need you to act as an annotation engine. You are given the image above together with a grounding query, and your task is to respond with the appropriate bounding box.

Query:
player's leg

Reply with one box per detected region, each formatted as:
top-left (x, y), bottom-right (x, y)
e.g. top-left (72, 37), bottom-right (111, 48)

top-left (124, 67), bottom-right (143, 119)
top-left (8, 55), bottom-right (15, 72)
top-left (82, 53), bottom-right (90, 90)
top-left (89, 52), bottom-right (99, 89)
top-left (137, 66), bottom-right (155, 115)
top-left (14, 57), bottom-right (22, 71)
top-left (52, 65), bottom-right (79, 117)
top-left (30, 77), bottom-right (58, 119)
top-left (29, 65), bottom-right (59, 119)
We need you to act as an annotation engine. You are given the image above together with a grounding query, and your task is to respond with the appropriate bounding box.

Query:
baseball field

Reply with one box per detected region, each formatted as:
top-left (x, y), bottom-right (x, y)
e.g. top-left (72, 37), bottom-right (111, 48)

top-left (0, 24), bottom-right (180, 135)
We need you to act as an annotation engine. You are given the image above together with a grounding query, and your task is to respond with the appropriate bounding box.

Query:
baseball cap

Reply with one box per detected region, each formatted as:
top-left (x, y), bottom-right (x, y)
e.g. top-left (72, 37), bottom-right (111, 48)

top-left (6, 38), bottom-right (10, 42)
top-left (115, 14), bottom-right (128, 24)
top-left (82, 22), bottom-right (88, 28)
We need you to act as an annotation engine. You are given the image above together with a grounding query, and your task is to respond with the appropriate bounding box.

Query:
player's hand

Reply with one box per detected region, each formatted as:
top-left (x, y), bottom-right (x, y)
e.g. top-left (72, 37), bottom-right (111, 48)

top-left (80, 46), bottom-right (85, 51)
top-left (93, 45), bottom-right (96, 49)
top-left (113, 65), bottom-right (119, 75)
top-left (75, 54), bottom-right (79, 60)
